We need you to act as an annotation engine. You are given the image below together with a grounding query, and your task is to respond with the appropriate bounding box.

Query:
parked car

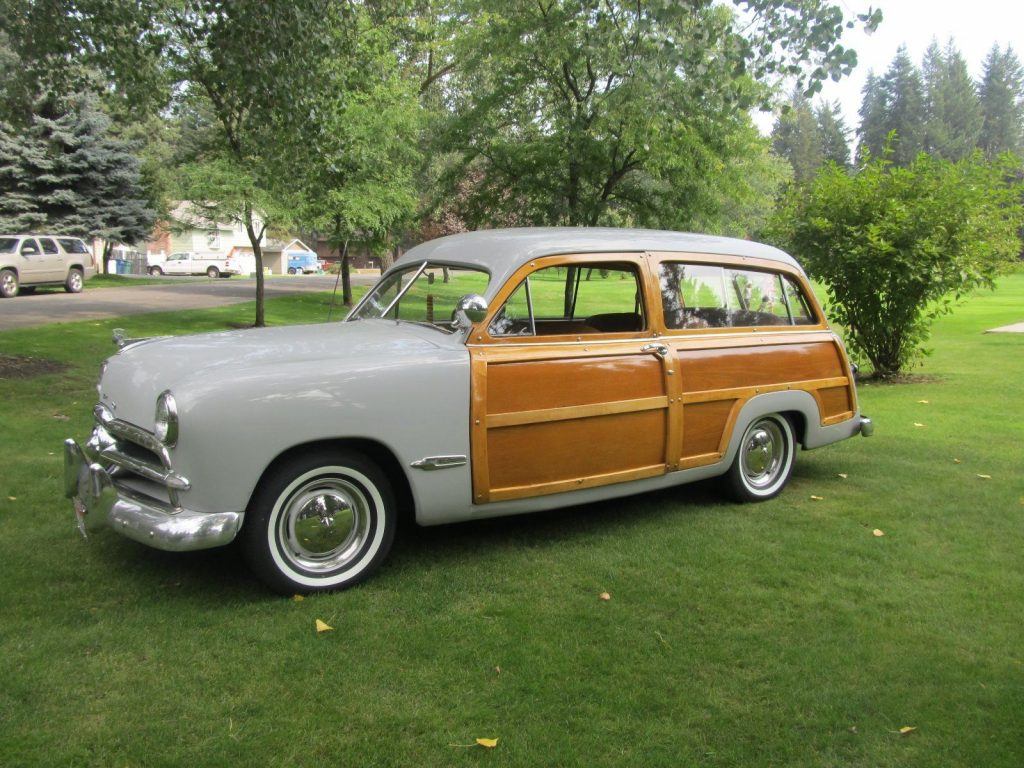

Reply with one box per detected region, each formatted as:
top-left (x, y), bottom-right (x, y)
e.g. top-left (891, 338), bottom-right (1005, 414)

top-left (287, 253), bottom-right (323, 274)
top-left (64, 228), bottom-right (873, 593)
top-left (0, 234), bottom-right (95, 297)
top-left (148, 251), bottom-right (241, 278)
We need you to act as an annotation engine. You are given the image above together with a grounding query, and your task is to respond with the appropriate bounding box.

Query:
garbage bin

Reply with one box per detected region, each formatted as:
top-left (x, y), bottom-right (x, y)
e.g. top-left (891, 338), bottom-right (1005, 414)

top-left (116, 259), bottom-right (129, 275)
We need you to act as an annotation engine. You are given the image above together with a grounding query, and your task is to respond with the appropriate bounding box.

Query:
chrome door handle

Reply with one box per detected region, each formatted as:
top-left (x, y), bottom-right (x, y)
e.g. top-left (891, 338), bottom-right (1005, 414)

top-left (641, 343), bottom-right (670, 359)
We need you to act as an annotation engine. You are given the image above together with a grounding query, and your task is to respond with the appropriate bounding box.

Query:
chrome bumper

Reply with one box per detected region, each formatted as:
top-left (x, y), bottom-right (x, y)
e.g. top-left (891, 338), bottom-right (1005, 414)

top-left (859, 416), bottom-right (874, 437)
top-left (63, 436), bottom-right (242, 551)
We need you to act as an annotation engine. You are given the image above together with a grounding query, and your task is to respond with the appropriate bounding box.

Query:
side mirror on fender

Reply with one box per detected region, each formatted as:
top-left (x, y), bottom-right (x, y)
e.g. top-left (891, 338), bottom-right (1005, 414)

top-left (453, 293), bottom-right (488, 331)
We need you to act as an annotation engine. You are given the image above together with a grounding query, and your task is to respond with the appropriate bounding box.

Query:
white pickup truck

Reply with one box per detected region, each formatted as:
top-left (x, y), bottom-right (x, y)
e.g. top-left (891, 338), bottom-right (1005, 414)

top-left (148, 252), bottom-right (243, 278)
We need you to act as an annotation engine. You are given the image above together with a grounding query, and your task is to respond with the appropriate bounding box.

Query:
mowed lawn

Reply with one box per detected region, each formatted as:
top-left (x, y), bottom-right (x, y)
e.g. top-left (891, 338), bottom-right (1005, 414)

top-left (0, 275), bottom-right (1022, 767)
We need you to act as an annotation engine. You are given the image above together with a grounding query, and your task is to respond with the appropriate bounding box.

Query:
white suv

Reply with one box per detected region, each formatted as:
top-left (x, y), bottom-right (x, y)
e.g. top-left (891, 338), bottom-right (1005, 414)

top-left (0, 235), bottom-right (96, 297)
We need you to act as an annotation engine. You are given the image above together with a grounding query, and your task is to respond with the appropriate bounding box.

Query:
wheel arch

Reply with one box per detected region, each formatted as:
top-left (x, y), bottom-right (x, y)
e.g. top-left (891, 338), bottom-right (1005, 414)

top-left (245, 437), bottom-right (415, 529)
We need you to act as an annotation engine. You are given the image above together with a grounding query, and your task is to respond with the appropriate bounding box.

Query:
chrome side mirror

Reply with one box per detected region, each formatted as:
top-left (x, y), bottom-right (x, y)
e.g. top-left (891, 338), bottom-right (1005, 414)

top-left (453, 293), bottom-right (488, 330)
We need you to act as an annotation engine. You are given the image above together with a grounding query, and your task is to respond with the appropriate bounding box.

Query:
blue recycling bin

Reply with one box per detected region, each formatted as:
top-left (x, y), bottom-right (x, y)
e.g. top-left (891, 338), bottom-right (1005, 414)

top-left (116, 259), bottom-right (130, 274)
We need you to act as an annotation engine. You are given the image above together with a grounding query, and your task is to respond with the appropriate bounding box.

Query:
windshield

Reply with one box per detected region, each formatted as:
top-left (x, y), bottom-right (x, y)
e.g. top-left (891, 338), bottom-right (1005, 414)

top-left (349, 262), bottom-right (490, 330)
top-left (0, 238), bottom-right (17, 253)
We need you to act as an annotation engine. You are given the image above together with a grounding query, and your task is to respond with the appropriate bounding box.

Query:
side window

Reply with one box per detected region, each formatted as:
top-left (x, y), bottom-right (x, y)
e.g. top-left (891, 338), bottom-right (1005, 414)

top-left (20, 238), bottom-right (40, 254)
top-left (726, 268), bottom-right (789, 327)
top-left (658, 262), bottom-right (730, 329)
top-left (659, 262), bottom-right (818, 329)
top-left (489, 262), bottom-right (645, 337)
top-left (782, 275), bottom-right (816, 325)
top-left (56, 238), bottom-right (88, 254)
top-left (38, 238), bottom-right (59, 254)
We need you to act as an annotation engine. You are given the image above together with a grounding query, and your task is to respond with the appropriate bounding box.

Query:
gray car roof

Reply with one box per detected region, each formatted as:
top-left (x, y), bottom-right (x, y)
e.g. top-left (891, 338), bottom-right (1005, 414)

top-left (392, 227), bottom-right (801, 298)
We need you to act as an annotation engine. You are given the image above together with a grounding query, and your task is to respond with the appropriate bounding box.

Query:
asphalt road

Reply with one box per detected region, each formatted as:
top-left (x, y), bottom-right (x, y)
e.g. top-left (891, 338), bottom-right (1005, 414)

top-left (0, 274), bottom-right (378, 331)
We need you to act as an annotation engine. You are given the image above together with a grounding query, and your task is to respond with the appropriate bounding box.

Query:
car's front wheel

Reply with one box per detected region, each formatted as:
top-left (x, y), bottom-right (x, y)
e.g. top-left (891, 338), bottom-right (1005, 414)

top-left (241, 449), bottom-right (397, 594)
top-left (206, 266), bottom-right (220, 278)
top-left (725, 413), bottom-right (796, 502)
top-left (0, 269), bottom-right (19, 298)
top-left (148, 266), bottom-right (163, 276)
top-left (64, 267), bottom-right (83, 293)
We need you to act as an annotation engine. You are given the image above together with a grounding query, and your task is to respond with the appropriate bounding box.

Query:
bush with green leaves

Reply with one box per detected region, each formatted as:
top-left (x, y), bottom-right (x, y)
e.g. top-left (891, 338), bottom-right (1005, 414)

top-left (768, 152), bottom-right (1022, 377)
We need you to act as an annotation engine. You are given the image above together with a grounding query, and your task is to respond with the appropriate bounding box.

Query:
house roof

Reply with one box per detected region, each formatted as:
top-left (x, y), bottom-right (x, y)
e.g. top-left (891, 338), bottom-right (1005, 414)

top-left (392, 228), bottom-right (802, 299)
top-left (168, 202), bottom-right (237, 231)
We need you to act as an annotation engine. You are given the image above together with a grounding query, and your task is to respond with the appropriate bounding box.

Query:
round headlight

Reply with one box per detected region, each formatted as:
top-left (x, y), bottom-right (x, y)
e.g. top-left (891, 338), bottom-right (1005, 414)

top-left (154, 390), bottom-right (179, 446)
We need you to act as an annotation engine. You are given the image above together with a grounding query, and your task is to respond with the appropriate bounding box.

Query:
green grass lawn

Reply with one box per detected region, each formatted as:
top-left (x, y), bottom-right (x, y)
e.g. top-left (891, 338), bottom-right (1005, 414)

top-left (0, 276), bottom-right (1021, 767)
top-left (85, 273), bottom-right (169, 288)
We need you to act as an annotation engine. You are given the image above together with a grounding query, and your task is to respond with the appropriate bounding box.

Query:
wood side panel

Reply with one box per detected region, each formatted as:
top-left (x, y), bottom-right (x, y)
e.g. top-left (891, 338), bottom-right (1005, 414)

top-left (487, 410), bottom-right (667, 491)
top-left (469, 350), bottom-right (490, 503)
top-left (680, 400), bottom-right (737, 458)
top-left (678, 342), bottom-right (844, 393)
top-left (818, 385), bottom-right (852, 419)
top-left (487, 355), bottom-right (665, 414)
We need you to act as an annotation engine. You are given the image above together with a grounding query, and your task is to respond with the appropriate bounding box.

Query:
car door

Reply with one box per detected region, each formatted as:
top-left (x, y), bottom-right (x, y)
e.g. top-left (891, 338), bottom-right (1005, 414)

top-left (36, 237), bottom-right (65, 281)
top-left (17, 238), bottom-right (48, 283)
top-left (467, 253), bottom-right (681, 504)
top-left (163, 253), bottom-right (190, 275)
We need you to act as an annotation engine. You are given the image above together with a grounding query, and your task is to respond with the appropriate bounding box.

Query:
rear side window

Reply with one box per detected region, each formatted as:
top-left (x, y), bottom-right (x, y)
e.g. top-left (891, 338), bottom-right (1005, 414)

top-left (39, 237), bottom-right (58, 254)
top-left (57, 238), bottom-right (89, 254)
top-left (658, 262), bottom-right (817, 329)
top-left (0, 238), bottom-right (17, 253)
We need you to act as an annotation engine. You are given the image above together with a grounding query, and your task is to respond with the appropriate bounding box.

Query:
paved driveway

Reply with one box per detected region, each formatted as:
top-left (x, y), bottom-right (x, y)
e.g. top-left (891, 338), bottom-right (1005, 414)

top-left (0, 275), bottom-right (377, 331)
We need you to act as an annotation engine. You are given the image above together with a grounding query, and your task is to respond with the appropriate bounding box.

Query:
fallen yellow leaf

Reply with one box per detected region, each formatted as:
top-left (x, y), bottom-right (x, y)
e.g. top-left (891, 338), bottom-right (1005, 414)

top-left (315, 619), bottom-right (333, 633)
top-left (953, 458), bottom-right (962, 464)
top-left (810, 495), bottom-right (824, 501)
top-left (917, 400), bottom-right (929, 404)
top-left (599, 591), bottom-right (611, 601)
top-left (495, 665), bottom-right (501, 675)
top-left (977, 474), bottom-right (992, 480)
top-left (292, 594), bottom-right (304, 602)
top-left (913, 422), bottom-right (926, 428)
top-left (899, 726), bottom-right (916, 735)
top-left (7, 496), bottom-right (15, 501)
top-left (475, 738), bottom-right (499, 749)
top-left (837, 473), bottom-right (848, 479)
top-left (873, 529), bottom-right (885, 537)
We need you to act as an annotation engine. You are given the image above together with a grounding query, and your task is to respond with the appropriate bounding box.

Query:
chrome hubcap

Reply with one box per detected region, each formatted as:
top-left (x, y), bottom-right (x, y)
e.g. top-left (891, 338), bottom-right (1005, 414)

top-left (70, 273), bottom-right (81, 289)
top-left (1, 274), bottom-right (13, 293)
top-left (741, 419), bottom-right (785, 489)
top-left (278, 478), bottom-right (371, 572)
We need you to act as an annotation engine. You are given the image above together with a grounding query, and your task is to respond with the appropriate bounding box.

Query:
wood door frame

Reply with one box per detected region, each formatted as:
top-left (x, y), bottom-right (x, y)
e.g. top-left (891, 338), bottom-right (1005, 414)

top-left (467, 252), bottom-right (681, 503)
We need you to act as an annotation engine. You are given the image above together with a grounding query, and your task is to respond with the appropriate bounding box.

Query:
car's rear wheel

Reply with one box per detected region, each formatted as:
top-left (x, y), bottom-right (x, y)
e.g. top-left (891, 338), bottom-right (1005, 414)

top-left (64, 268), bottom-right (83, 293)
top-left (287, 267), bottom-right (297, 275)
top-left (206, 266), bottom-right (220, 278)
top-left (725, 414), bottom-right (795, 502)
top-left (241, 449), bottom-right (397, 594)
top-left (0, 269), bottom-right (19, 298)
top-left (148, 266), bottom-right (163, 276)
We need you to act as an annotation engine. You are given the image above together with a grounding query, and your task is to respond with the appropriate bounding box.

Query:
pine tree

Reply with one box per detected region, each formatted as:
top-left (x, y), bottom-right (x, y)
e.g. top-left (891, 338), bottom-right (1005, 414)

top-left (814, 101), bottom-right (851, 168)
top-left (771, 89), bottom-right (822, 183)
top-left (856, 72), bottom-right (887, 163)
top-left (978, 45), bottom-right (1024, 155)
top-left (857, 47), bottom-right (926, 165)
top-left (922, 40), bottom-right (983, 160)
top-left (0, 96), bottom-right (154, 264)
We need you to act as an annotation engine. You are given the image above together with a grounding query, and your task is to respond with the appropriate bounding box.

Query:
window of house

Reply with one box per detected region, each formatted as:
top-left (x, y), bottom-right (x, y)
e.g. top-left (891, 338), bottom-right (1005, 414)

top-left (489, 262), bottom-right (645, 337)
top-left (659, 262), bottom-right (818, 329)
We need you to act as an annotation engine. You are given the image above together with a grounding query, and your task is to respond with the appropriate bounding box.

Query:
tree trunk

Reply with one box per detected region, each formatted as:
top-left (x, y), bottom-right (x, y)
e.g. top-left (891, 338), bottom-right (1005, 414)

top-left (243, 204), bottom-right (265, 327)
top-left (340, 239), bottom-right (352, 306)
top-left (102, 242), bottom-right (113, 275)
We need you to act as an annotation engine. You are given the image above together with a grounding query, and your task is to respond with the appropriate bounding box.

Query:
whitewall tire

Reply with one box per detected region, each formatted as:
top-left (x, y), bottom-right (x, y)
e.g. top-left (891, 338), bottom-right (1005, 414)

top-left (725, 414), bottom-right (796, 502)
top-left (241, 450), bottom-right (397, 593)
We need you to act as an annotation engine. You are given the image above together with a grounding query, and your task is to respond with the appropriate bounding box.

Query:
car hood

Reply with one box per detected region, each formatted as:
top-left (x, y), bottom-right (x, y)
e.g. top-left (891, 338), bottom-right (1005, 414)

top-left (98, 320), bottom-right (458, 428)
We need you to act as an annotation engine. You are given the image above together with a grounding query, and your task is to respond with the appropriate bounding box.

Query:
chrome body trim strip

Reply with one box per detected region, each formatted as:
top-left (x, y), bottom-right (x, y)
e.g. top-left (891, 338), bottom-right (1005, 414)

top-left (410, 455), bottom-right (468, 471)
top-left (98, 447), bottom-right (191, 491)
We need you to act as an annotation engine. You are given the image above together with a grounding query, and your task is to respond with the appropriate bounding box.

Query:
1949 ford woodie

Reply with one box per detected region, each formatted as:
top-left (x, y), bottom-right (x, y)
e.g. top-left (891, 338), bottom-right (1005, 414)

top-left (64, 228), bottom-right (873, 593)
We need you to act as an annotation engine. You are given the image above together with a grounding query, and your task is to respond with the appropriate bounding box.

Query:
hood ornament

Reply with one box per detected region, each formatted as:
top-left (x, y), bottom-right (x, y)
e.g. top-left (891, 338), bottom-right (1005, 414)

top-left (112, 328), bottom-right (147, 350)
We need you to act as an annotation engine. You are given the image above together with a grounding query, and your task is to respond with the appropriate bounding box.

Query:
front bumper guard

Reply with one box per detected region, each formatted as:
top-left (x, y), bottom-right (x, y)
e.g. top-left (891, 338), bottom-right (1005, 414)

top-left (64, 438), bottom-right (242, 551)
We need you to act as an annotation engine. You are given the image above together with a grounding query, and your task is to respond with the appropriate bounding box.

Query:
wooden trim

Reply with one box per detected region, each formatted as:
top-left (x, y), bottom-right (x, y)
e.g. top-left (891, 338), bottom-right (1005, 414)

top-left (487, 395), bottom-right (668, 429)
top-left (469, 350), bottom-right (490, 504)
top-left (680, 376), bottom-right (850, 405)
top-left (488, 463), bottom-right (666, 503)
top-left (678, 452), bottom-right (723, 470)
top-left (822, 410), bottom-right (855, 427)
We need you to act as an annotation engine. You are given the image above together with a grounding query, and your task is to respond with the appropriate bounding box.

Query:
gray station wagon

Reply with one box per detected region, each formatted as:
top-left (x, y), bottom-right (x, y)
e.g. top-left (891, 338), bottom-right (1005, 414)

top-left (0, 234), bottom-right (95, 297)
